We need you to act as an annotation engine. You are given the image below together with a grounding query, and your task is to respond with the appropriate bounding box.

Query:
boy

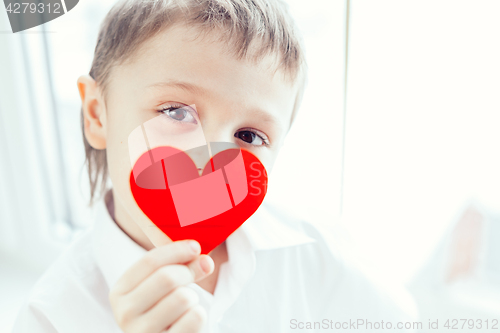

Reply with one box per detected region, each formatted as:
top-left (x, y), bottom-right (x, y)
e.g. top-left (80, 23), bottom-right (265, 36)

top-left (13, 0), bottom-right (417, 332)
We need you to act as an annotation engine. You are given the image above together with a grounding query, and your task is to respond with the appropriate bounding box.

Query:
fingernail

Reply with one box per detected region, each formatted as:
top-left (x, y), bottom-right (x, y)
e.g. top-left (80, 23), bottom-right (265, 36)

top-left (189, 241), bottom-right (200, 254)
top-left (200, 256), bottom-right (213, 274)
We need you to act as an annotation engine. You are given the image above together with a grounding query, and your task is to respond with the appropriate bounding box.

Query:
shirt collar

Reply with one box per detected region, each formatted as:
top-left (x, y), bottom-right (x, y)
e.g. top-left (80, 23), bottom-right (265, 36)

top-left (241, 198), bottom-right (317, 251)
top-left (92, 191), bottom-right (316, 289)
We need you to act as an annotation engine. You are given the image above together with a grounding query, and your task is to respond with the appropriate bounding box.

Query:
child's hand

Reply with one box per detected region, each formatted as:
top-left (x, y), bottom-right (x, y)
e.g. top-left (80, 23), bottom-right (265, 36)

top-left (109, 240), bottom-right (214, 333)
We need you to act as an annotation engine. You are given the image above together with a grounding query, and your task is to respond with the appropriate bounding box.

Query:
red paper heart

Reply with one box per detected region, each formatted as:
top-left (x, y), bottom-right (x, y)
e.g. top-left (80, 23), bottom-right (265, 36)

top-left (129, 145), bottom-right (267, 254)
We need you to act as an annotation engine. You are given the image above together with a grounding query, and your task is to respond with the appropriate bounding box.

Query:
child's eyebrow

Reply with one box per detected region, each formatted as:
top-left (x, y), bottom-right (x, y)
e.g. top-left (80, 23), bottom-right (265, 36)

top-left (146, 79), bottom-right (209, 97)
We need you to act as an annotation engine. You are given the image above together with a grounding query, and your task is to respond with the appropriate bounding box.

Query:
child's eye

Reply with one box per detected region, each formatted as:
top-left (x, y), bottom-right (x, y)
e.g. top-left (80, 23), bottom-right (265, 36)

top-left (160, 104), bottom-right (198, 124)
top-left (234, 129), bottom-right (270, 147)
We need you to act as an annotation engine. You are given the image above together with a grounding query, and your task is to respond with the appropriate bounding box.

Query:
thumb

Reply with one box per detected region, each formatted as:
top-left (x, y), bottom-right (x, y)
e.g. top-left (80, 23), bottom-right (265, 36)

top-left (186, 255), bottom-right (215, 282)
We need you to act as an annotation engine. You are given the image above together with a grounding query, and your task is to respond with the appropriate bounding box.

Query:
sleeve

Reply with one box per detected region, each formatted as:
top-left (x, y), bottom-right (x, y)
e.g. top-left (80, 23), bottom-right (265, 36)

top-left (12, 301), bottom-right (58, 333)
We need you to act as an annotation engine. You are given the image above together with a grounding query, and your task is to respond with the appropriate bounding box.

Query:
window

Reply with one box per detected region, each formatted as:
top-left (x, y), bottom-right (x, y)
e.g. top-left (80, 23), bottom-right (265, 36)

top-left (342, 0), bottom-right (500, 284)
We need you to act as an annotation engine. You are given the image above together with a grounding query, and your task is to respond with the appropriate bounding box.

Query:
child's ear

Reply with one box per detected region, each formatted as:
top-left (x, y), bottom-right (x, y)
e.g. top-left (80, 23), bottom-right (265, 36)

top-left (77, 75), bottom-right (107, 150)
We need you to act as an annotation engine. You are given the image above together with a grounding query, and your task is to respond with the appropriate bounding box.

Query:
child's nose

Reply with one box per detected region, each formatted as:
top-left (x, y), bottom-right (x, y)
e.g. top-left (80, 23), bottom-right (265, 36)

top-left (187, 139), bottom-right (238, 177)
top-left (183, 145), bottom-right (211, 176)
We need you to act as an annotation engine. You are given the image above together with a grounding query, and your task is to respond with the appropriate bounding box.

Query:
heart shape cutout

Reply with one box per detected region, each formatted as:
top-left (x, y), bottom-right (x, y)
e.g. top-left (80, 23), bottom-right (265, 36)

top-left (130, 145), bottom-right (268, 254)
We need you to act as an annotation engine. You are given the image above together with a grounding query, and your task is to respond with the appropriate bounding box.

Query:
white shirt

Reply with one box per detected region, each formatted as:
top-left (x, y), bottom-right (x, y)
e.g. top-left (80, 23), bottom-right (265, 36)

top-left (12, 194), bottom-right (418, 332)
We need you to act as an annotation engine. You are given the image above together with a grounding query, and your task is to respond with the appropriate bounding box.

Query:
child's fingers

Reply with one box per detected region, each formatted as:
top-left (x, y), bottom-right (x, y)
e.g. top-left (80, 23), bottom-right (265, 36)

top-left (165, 304), bottom-right (207, 333)
top-left (141, 286), bottom-right (201, 333)
top-left (124, 264), bottom-right (194, 315)
top-left (125, 255), bottom-right (213, 315)
top-left (112, 240), bottom-right (201, 295)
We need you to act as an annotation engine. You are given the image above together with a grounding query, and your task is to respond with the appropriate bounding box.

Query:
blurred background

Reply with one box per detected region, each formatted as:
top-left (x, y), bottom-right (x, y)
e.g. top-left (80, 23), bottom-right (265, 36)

top-left (1, 0), bottom-right (500, 331)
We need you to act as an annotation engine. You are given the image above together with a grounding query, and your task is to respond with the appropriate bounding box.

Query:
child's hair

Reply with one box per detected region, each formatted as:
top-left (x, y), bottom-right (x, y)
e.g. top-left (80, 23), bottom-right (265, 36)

top-left (83, 0), bottom-right (308, 204)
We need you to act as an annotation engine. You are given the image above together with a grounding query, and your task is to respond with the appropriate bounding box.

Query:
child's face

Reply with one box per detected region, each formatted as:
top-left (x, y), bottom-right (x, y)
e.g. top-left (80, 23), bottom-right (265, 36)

top-left (87, 23), bottom-right (300, 246)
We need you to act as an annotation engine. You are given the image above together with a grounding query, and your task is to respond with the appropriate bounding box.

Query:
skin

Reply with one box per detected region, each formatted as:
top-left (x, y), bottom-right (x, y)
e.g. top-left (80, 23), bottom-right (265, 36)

top-left (78, 23), bottom-right (300, 333)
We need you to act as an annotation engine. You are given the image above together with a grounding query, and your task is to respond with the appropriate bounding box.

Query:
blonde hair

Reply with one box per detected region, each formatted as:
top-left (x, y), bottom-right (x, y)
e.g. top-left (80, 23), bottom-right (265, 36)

top-left (83, 0), bottom-right (308, 204)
